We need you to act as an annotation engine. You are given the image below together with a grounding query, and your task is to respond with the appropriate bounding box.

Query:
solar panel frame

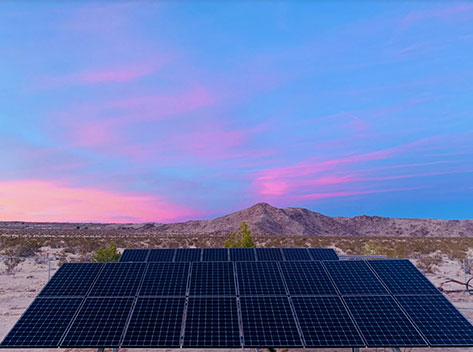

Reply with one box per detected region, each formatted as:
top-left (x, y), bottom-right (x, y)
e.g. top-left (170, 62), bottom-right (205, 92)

top-left (343, 295), bottom-right (427, 347)
top-left (119, 249), bottom-right (149, 262)
top-left (279, 261), bottom-right (338, 296)
top-left (39, 262), bottom-right (103, 297)
top-left (308, 248), bottom-right (339, 261)
top-left (121, 297), bottom-right (185, 347)
top-left (174, 248), bottom-right (202, 262)
top-left (0, 297), bottom-right (83, 348)
top-left (291, 296), bottom-right (365, 347)
top-left (202, 248), bottom-right (229, 261)
top-left (236, 261), bottom-right (287, 295)
top-left (139, 262), bottom-right (190, 297)
top-left (282, 248), bottom-right (311, 261)
top-left (189, 262), bottom-right (236, 296)
top-left (324, 260), bottom-right (389, 295)
top-left (89, 262), bottom-right (146, 297)
top-left (229, 248), bottom-right (256, 261)
top-left (183, 297), bottom-right (241, 348)
top-left (147, 249), bottom-right (176, 262)
top-left (61, 297), bottom-right (134, 348)
top-left (255, 248), bottom-right (283, 261)
top-left (240, 296), bottom-right (303, 347)
top-left (396, 295), bottom-right (473, 347)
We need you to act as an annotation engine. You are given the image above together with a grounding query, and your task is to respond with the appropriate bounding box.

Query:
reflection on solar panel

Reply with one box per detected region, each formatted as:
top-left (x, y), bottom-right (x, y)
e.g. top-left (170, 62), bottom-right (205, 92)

top-left (282, 248), bottom-right (311, 261)
top-left (120, 249), bottom-right (149, 262)
top-left (175, 248), bottom-right (201, 262)
top-left (240, 296), bottom-right (302, 347)
top-left (292, 296), bottom-right (364, 347)
top-left (0, 298), bottom-right (82, 347)
top-left (324, 261), bottom-right (388, 295)
top-left (202, 248), bottom-right (228, 261)
top-left (184, 297), bottom-right (240, 347)
top-left (139, 263), bottom-right (189, 296)
top-left (89, 263), bottom-right (146, 297)
top-left (148, 249), bottom-right (175, 262)
top-left (40, 263), bottom-right (103, 296)
top-left (190, 262), bottom-right (235, 296)
top-left (368, 260), bottom-right (440, 295)
top-left (280, 261), bottom-right (337, 295)
top-left (255, 248), bottom-right (283, 261)
top-left (343, 296), bottom-right (427, 347)
top-left (308, 248), bottom-right (339, 261)
top-left (229, 248), bottom-right (256, 261)
top-left (397, 295), bottom-right (473, 346)
top-left (122, 297), bottom-right (185, 347)
top-left (236, 262), bottom-right (286, 295)
top-left (61, 297), bottom-right (134, 347)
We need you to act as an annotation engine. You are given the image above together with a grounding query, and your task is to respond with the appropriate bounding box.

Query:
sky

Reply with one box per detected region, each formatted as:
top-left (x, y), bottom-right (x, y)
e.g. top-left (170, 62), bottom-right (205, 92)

top-left (0, 2), bottom-right (472, 223)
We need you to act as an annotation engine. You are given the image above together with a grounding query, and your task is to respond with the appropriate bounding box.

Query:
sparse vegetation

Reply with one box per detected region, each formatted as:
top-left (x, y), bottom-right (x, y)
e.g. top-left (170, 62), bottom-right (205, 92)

top-left (224, 221), bottom-right (256, 248)
top-left (416, 255), bottom-right (443, 273)
top-left (91, 242), bottom-right (121, 262)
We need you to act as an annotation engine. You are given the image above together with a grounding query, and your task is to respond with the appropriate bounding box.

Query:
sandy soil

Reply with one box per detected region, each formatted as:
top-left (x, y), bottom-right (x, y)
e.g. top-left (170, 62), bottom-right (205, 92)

top-left (1, 255), bottom-right (472, 352)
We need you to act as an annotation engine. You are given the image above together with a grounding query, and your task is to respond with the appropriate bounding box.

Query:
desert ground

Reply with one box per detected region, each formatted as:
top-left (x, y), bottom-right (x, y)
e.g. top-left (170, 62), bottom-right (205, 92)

top-left (1, 233), bottom-right (473, 352)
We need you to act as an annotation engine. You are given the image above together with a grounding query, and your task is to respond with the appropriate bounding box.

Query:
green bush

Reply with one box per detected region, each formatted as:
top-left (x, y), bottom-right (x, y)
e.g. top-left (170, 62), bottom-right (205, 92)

top-left (225, 221), bottom-right (256, 248)
top-left (92, 242), bottom-right (121, 262)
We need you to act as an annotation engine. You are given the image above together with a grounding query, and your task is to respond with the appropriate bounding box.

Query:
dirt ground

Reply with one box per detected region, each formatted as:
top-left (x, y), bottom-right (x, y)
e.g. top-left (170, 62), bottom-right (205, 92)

top-left (1, 254), bottom-right (472, 352)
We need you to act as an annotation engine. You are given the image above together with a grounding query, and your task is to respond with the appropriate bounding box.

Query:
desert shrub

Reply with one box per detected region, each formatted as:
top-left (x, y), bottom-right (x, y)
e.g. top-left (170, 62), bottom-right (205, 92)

top-left (92, 242), bottom-right (121, 262)
top-left (225, 222), bottom-right (256, 248)
top-left (416, 255), bottom-right (443, 273)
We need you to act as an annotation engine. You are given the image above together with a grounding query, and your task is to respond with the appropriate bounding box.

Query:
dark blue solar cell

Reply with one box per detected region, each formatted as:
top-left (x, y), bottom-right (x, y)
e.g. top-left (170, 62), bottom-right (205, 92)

top-left (139, 262), bottom-right (189, 296)
top-left (122, 297), bottom-right (185, 347)
top-left (236, 262), bottom-right (286, 295)
top-left (61, 297), bottom-right (134, 348)
top-left (240, 296), bottom-right (303, 347)
top-left (39, 262), bottom-right (103, 296)
top-left (148, 249), bottom-right (175, 262)
top-left (368, 260), bottom-right (440, 295)
top-left (397, 295), bottom-right (473, 347)
top-left (308, 248), bottom-right (339, 261)
top-left (174, 249), bottom-right (202, 262)
top-left (202, 248), bottom-right (228, 261)
top-left (280, 261), bottom-right (337, 295)
top-left (89, 263), bottom-right (146, 296)
top-left (120, 249), bottom-right (149, 262)
top-left (189, 262), bottom-right (235, 296)
top-left (344, 296), bottom-right (427, 347)
top-left (324, 261), bottom-right (388, 295)
top-left (229, 248), bottom-right (256, 261)
top-left (282, 248), bottom-right (311, 261)
top-left (255, 248), bottom-right (283, 261)
top-left (292, 296), bottom-right (364, 347)
top-left (0, 297), bottom-right (82, 348)
top-left (183, 297), bottom-right (241, 348)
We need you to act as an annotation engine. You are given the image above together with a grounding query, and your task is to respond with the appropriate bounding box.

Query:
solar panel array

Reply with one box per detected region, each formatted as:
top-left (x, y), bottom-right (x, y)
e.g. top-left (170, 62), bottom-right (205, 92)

top-left (2, 253), bottom-right (473, 349)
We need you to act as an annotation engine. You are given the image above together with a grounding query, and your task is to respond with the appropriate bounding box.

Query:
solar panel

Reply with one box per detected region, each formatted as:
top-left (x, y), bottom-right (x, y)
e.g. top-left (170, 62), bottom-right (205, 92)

top-left (324, 261), bottom-right (388, 295)
top-left (291, 296), bottom-right (364, 347)
top-left (343, 296), bottom-right (427, 347)
top-left (148, 249), bottom-right (175, 262)
top-left (240, 296), bottom-right (303, 347)
top-left (236, 262), bottom-right (286, 295)
top-left (89, 263), bottom-right (146, 297)
top-left (189, 262), bottom-right (235, 296)
top-left (139, 262), bottom-right (189, 296)
top-left (39, 263), bottom-right (103, 297)
top-left (183, 297), bottom-right (241, 347)
top-left (255, 248), bottom-right (283, 261)
top-left (308, 248), bottom-right (339, 261)
top-left (61, 297), bottom-right (134, 347)
top-left (122, 297), bottom-right (185, 347)
top-left (368, 259), bottom-right (440, 295)
top-left (202, 248), bottom-right (228, 261)
top-left (0, 297), bottom-right (82, 348)
top-left (120, 249), bottom-right (149, 262)
top-left (174, 248), bottom-right (201, 262)
top-left (280, 261), bottom-right (337, 295)
top-left (397, 295), bottom-right (473, 346)
top-left (229, 248), bottom-right (256, 261)
top-left (282, 248), bottom-right (311, 261)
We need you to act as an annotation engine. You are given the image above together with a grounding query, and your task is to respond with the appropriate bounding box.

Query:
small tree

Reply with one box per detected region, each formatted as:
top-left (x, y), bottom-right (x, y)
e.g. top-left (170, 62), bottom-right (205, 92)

top-left (92, 242), bottom-right (121, 262)
top-left (225, 221), bottom-right (256, 248)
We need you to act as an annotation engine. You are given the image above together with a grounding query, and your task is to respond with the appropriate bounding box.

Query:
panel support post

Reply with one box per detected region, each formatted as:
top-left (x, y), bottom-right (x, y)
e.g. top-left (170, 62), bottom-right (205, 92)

top-left (352, 349), bottom-right (360, 352)
top-left (112, 349), bottom-right (119, 352)
top-left (97, 349), bottom-right (104, 352)
top-left (392, 348), bottom-right (401, 352)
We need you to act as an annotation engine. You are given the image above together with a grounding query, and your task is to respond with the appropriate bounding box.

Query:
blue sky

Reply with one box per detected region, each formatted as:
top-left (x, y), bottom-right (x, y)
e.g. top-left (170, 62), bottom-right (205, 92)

top-left (0, 2), bottom-right (472, 222)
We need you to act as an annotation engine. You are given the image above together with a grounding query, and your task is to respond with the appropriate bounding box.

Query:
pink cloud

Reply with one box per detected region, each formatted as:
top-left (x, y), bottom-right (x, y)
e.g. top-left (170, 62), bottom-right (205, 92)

top-left (402, 4), bottom-right (473, 26)
top-left (0, 179), bottom-right (200, 223)
top-left (297, 187), bottom-right (424, 201)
